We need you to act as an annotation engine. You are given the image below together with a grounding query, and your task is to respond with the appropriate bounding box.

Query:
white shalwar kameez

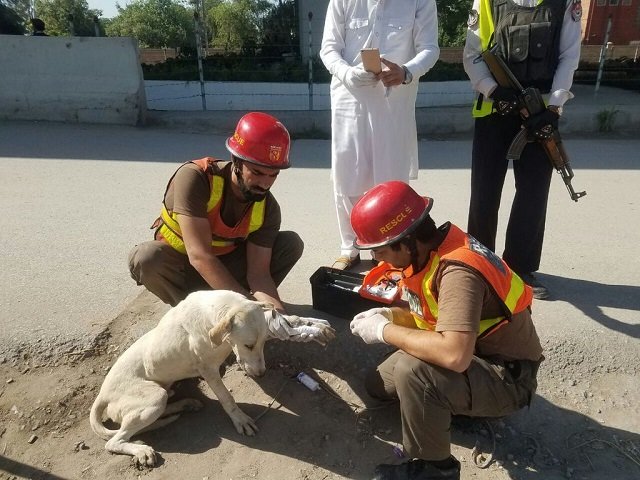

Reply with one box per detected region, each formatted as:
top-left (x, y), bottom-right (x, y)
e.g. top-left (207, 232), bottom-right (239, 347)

top-left (320, 0), bottom-right (440, 259)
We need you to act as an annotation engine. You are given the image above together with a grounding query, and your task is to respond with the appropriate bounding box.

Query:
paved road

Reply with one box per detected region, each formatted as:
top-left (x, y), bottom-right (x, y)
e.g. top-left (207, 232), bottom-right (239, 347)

top-left (1, 119), bottom-right (639, 359)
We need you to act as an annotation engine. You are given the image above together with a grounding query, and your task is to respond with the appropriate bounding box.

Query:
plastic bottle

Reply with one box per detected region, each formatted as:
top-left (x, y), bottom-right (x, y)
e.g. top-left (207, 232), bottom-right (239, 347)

top-left (296, 372), bottom-right (320, 391)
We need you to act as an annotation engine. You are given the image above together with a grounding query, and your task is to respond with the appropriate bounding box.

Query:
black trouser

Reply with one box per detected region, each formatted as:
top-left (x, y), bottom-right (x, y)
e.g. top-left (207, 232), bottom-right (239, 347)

top-left (467, 113), bottom-right (553, 274)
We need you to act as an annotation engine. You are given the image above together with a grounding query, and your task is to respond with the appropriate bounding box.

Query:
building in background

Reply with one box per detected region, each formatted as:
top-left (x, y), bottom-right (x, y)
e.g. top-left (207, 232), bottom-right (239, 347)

top-left (582, 0), bottom-right (640, 45)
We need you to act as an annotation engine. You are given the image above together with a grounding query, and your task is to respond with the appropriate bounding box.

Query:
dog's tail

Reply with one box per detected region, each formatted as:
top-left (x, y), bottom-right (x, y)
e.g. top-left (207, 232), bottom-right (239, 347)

top-left (89, 396), bottom-right (118, 440)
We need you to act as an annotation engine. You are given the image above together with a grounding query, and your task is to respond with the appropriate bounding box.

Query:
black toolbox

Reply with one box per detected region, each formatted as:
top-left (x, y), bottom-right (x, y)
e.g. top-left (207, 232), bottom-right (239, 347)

top-left (309, 266), bottom-right (385, 320)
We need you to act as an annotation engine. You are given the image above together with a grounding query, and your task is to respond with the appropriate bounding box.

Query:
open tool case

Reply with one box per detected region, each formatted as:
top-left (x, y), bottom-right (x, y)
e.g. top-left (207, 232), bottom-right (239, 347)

top-left (309, 267), bottom-right (387, 319)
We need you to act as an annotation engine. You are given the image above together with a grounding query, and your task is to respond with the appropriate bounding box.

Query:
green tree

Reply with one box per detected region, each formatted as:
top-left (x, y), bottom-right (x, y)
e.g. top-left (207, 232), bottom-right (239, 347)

top-left (106, 0), bottom-right (195, 49)
top-left (2, 0), bottom-right (32, 22)
top-left (260, 0), bottom-right (298, 60)
top-left (35, 0), bottom-right (102, 36)
top-left (0, 3), bottom-right (26, 34)
top-left (208, 0), bottom-right (269, 54)
top-left (436, 0), bottom-right (471, 47)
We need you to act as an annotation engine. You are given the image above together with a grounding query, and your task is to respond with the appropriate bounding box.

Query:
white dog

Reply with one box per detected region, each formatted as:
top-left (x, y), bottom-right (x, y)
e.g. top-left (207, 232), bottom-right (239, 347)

top-left (90, 290), bottom-right (334, 467)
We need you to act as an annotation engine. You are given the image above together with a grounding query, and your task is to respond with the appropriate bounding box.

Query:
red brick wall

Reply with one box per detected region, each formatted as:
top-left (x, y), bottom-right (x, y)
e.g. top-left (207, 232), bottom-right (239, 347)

top-left (583, 1), bottom-right (640, 45)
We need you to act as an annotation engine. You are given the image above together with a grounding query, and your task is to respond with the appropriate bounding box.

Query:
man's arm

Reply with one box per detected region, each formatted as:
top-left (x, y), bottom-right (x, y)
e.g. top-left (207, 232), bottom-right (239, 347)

top-left (402, 0), bottom-right (440, 80)
top-left (245, 241), bottom-right (286, 312)
top-left (178, 214), bottom-right (251, 297)
top-left (548, 0), bottom-right (582, 106)
top-left (352, 266), bottom-right (483, 372)
top-left (319, 0), bottom-right (348, 75)
top-left (384, 327), bottom-right (476, 373)
top-left (463, 0), bottom-right (500, 98)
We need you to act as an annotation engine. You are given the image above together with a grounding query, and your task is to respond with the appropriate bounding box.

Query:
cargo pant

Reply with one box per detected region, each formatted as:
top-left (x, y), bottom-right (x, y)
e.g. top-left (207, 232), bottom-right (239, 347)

top-left (365, 350), bottom-right (541, 461)
top-left (128, 231), bottom-right (304, 306)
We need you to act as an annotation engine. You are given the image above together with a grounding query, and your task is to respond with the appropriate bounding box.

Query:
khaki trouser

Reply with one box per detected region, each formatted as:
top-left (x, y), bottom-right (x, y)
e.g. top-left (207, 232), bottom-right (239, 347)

top-left (128, 231), bottom-right (304, 306)
top-left (365, 350), bottom-right (540, 461)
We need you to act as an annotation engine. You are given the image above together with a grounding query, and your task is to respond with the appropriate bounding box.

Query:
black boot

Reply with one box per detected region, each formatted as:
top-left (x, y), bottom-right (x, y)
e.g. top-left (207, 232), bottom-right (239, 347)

top-left (372, 457), bottom-right (461, 480)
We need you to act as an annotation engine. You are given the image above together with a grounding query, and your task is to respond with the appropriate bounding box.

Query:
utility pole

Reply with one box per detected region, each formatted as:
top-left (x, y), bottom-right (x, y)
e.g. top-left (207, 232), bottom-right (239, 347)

top-left (200, 0), bottom-right (208, 56)
top-left (595, 15), bottom-right (612, 96)
top-left (307, 11), bottom-right (313, 111)
top-left (194, 9), bottom-right (207, 111)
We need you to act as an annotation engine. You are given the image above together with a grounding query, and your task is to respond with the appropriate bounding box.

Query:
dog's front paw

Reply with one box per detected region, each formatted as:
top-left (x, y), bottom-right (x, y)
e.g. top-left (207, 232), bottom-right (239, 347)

top-left (229, 408), bottom-right (259, 436)
top-left (131, 444), bottom-right (157, 468)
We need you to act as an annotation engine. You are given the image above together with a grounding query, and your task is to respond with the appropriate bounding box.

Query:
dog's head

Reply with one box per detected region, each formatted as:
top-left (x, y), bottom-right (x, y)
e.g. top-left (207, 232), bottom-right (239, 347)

top-left (208, 299), bottom-right (272, 377)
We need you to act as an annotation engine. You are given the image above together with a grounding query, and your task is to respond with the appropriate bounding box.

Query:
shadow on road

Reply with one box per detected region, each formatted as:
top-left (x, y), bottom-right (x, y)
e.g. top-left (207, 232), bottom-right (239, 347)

top-left (540, 273), bottom-right (640, 338)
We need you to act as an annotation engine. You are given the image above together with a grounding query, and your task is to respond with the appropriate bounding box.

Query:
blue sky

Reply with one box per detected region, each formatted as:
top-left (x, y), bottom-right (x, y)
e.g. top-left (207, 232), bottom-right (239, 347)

top-left (88, 0), bottom-right (129, 18)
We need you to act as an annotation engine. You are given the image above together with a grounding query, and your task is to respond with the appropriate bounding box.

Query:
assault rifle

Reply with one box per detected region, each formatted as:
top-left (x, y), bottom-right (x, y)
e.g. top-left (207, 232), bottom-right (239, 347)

top-left (481, 46), bottom-right (587, 202)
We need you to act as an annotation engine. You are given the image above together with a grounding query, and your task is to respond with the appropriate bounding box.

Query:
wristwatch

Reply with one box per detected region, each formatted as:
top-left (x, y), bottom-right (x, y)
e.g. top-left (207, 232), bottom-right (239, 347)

top-left (548, 105), bottom-right (563, 116)
top-left (402, 65), bottom-right (413, 85)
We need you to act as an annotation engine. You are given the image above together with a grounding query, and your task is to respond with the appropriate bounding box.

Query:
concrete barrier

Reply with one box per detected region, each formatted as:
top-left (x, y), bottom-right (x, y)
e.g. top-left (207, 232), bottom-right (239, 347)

top-left (0, 35), bottom-right (147, 125)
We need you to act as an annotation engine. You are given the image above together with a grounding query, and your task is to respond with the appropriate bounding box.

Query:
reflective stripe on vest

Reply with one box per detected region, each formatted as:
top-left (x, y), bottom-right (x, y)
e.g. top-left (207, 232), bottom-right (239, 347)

top-left (401, 224), bottom-right (532, 338)
top-left (471, 0), bottom-right (545, 118)
top-left (157, 158), bottom-right (266, 255)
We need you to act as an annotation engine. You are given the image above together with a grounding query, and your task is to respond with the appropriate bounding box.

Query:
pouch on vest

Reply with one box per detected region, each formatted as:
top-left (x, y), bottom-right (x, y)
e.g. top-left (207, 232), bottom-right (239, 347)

top-left (360, 262), bottom-right (403, 304)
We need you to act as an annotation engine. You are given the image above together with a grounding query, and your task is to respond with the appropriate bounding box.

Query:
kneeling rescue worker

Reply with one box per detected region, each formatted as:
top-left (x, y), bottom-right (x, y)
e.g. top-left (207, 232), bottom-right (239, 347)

top-left (348, 181), bottom-right (544, 480)
top-left (128, 112), bottom-right (303, 313)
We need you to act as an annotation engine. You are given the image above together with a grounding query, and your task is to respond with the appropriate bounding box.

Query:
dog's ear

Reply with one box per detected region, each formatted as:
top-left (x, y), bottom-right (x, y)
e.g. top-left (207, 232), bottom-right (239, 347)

top-left (209, 315), bottom-right (234, 346)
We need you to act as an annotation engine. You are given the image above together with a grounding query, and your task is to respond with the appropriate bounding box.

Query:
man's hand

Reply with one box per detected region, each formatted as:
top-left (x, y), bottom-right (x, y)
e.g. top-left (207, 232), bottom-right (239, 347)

top-left (524, 108), bottom-right (560, 140)
top-left (337, 65), bottom-right (378, 88)
top-left (490, 86), bottom-right (519, 116)
top-left (350, 309), bottom-right (391, 344)
top-left (353, 307), bottom-right (393, 321)
top-left (265, 310), bottom-right (336, 346)
top-left (379, 58), bottom-right (405, 87)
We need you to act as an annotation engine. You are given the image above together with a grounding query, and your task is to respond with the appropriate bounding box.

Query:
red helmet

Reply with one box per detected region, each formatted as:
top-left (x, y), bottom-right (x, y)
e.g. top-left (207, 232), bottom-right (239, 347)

top-left (351, 181), bottom-right (433, 249)
top-left (226, 112), bottom-right (291, 169)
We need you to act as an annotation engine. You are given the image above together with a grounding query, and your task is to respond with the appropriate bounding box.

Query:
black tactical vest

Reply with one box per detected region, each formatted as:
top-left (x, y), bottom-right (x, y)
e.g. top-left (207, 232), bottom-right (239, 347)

top-left (491, 0), bottom-right (565, 92)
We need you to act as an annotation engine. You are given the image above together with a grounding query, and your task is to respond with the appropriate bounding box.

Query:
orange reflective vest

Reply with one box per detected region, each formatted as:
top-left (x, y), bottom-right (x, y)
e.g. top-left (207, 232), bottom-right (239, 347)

top-left (401, 224), bottom-right (532, 338)
top-left (155, 157), bottom-right (266, 255)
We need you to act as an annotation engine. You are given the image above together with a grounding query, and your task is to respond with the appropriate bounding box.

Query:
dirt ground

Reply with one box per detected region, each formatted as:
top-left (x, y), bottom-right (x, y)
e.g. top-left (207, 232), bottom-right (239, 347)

top-left (1, 290), bottom-right (639, 480)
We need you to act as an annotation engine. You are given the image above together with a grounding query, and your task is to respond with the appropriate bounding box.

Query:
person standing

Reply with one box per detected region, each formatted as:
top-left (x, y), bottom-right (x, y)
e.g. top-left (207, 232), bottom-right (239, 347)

top-left (320, 0), bottom-right (440, 270)
top-left (30, 18), bottom-right (48, 36)
top-left (349, 181), bottom-right (543, 480)
top-left (128, 112), bottom-right (303, 313)
top-left (463, 0), bottom-right (582, 299)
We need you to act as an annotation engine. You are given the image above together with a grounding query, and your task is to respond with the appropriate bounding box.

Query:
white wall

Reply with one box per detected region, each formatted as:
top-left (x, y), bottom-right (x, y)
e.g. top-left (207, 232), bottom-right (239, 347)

top-left (144, 80), bottom-right (474, 111)
top-left (0, 35), bottom-right (147, 125)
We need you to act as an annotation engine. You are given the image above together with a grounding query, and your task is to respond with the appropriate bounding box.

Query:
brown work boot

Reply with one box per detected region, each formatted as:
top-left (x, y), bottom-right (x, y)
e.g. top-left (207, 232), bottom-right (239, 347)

top-left (520, 272), bottom-right (550, 300)
top-left (372, 457), bottom-right (460, 480)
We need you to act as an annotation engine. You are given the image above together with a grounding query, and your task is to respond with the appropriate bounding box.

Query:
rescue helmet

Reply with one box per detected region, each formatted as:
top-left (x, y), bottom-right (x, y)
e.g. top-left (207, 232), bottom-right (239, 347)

top-left (351, 181), bottom-right (433, 249)
top-left (225, 112), bottom-right (291, 169)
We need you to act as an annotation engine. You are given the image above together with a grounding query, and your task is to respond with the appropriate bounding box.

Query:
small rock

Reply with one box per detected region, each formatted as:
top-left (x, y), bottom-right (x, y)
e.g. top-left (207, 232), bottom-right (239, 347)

top-left (28, 435), bottom-right (38, 444)
top-left (6, 378), bottom-right (13, 384)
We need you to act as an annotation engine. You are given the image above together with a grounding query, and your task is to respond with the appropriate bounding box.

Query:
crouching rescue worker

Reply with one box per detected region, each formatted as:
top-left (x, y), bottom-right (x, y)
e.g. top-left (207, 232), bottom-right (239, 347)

top-left (129, 112), bottom-right (303, 313)
top-left (348, 181), bottom-right (543, 480)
